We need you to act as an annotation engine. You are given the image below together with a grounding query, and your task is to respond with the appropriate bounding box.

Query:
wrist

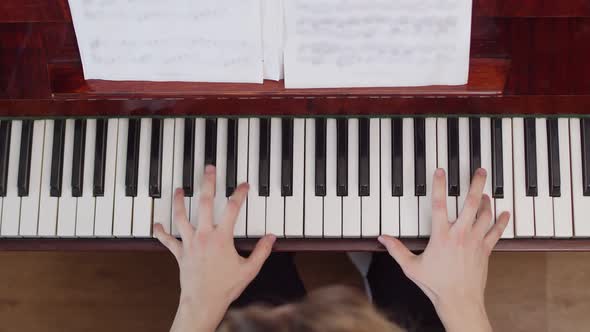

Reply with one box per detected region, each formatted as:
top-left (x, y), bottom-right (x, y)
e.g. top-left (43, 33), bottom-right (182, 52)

top-left (172, 295), bottom-right (229, 332)
top-left (434, 297), bottom-right (492, 332)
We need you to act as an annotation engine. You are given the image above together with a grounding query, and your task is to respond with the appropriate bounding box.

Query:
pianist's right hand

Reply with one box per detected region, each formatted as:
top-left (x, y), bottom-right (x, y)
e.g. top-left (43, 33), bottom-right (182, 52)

top-left (379, 168), bottom-right (510, 332)
top-left (153, 165), bottom-right (277, 332)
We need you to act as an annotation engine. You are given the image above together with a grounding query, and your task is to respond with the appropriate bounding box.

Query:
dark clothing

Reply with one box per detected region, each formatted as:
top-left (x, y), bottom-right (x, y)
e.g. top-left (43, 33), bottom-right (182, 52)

top-left (233, 252), bottom-right (444, 331)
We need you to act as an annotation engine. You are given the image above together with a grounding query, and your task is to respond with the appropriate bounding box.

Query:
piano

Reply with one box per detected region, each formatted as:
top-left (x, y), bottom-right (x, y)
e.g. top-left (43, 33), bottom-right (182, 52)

top-left (1, 0), bottom-right (590, 252)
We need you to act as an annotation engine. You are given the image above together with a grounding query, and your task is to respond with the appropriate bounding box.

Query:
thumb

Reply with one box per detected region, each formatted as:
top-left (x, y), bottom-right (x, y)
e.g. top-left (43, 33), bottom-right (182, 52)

top-left (378, 235), bottom-right (416, 269)
top-left (245, 234), bottom-right (276, 277)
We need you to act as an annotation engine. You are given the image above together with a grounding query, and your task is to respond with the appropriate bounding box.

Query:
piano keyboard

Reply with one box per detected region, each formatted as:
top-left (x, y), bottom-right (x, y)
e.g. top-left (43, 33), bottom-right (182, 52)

top-left (1, 117), bottom-right (589, 239)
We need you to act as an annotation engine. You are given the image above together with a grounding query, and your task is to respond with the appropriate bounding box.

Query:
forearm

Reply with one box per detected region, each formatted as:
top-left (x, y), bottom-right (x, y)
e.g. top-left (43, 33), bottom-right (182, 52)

top-left (170, 297), bottom-right (227, 332)
top-left (435, 300), bottom-right (493, 332)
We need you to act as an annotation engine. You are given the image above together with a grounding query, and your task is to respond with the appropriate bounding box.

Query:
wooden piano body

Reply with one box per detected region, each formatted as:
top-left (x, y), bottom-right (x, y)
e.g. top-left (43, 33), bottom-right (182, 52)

top-left (1, 0), bottom-right (590, 252)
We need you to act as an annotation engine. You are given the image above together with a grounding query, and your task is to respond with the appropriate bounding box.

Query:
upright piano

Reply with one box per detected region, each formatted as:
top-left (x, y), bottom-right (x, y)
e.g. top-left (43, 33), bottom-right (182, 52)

top-left (1, 0), bottom-right (590, 252)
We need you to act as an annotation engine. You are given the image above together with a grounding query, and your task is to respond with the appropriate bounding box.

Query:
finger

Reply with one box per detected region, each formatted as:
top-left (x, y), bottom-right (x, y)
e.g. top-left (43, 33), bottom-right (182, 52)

top-left (197, 165), bottom-right (217, 232)
top-left (378, 235), bottom-right (416, 271)
top-left (484, 212), bottom-right (511, 252)
top-left (431, 169), bottom-right (450, 235)
top-left (219, 183), bottom-right (249, 235)
top-left (472, 194), bottom-right (493, 236)
top-left (245, 234), bottom-right (277, 278)
top-left (455, 168), bottom-right (487, 229)
top-left (154, 223), bottom-right (182, 260)
top-left (173, 188), bottom-right (195, 241)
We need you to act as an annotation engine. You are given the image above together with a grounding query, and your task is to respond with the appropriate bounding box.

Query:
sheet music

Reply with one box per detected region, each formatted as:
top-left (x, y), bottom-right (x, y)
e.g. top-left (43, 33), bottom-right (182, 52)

top-left (262, 0), bottom-right (285, 81)
top-left (68, 0), bottom-right (264, 83)
top-left (283, 0), bottom-right (473, 88)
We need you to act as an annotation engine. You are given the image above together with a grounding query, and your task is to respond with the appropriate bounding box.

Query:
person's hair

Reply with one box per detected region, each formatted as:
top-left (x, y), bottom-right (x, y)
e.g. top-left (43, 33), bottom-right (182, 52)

top-left (218, 286), bottom-right (404, 332)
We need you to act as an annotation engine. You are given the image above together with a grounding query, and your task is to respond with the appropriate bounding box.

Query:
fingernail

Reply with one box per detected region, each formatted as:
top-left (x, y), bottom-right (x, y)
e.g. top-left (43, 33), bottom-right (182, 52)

top-left (435, 168), bottom-right (445, 177)
top-left (477, 168), bottom-right (487, 176)
top-left (205, 165), bottom-right (215, 173)
top-left (175, 188), bottom-right (184, 195)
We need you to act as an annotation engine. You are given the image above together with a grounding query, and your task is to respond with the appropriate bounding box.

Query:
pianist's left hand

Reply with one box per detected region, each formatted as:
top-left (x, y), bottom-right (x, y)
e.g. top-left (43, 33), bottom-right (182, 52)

top-left (153, 165), bottom-right (277, 332)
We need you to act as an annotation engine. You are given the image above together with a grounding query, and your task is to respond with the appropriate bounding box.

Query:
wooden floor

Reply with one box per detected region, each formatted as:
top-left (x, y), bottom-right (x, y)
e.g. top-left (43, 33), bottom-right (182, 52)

top-left (0, 251), bottom-right (588, 332)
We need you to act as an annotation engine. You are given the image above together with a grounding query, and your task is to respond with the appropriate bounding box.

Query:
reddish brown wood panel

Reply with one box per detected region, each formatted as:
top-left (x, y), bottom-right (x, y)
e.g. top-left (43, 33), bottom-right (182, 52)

top-left (570, 18), bottom-right (590, 94)
top-left (0, 0), bottom-right (71, 23)
top-left (530, 19), bottom-right (572, 94)
top-left (0, 23), bottom-right (51, 99)
top-left (40, 22), bottom-right (80, 64)
top-left (474, 0), bottom-right (590, 17)
top-left (0, 238), bottom-right (590, 252)
top-left (47, 58), bottom-right (509, 98)
top-left (1, 95), bottom-right (590, 118)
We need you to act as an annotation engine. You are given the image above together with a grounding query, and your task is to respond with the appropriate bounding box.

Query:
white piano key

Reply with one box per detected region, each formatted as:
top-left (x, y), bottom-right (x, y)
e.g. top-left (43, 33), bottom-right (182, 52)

top-left (113, 119), bottom-right (133, 237)
top-left (534, 118), bottom-right (554, 237)
top-left (38, 120), bottom-right (59, 237)
top-left (324, 118), bottom-right (341, 237)
top-left (570, 118), bottom-right (590, 237)
top-left (480, 117), bottom-right (495, 229)
top-left (19, 120), bottom-right (45, 236)
top-left (512, 118), bottom-right (535, 237)
top-left (1, 120), bottom-right (22, 237)
top-left (171, 118), bottom-right (185, 236)
top-left (132, 118), bottom-right (153, 237)
top-left (457, 117), bottom-right (470, 214)
top-left (190, 118), bottom-right (206, 227)
top-left (57, 119), bottom-right (77, 237)
top-left (496, 118), bottom-right (515, 239)
top-left (266, 118), bottom-right (285, 237)
top-left (400, 118), bottom-right (418, 237)
top-left (234, 118), bottom-right (249, 237)
top-left (75, 119), bottom-right (96, 237)
top-left (304, 118), bottom-right (323, 238)
top-left (436, 118), bottom-right (457, 220)
top-left (380, 118), bottom-right (400, 236)
top-left (284, 118), bottom-right (304, 238)
top-left (362, 118), bottom-right (380, 237)
top-left (419, 118), bottom-right (438, 237)
top-left (553, 118), bottom-right (573, 238)
top-left (153, 119), bottom-right (175, 235)
top-left (95, 119), bottom-right (118, 237)
top-left (343, 119), bottom-right (361, 238)
top-left (247, 118), bottom-right (266, 237)
top-left (214, 118), bottom-right (228, 224)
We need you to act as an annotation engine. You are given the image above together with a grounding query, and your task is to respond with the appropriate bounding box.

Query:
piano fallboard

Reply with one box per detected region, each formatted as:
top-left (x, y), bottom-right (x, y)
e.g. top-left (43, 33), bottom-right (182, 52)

top-left (0, 238), bottom-right (590, 252)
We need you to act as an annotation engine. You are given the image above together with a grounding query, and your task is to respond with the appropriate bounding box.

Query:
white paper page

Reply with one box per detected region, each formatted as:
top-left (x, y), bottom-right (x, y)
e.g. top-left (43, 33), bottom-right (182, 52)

top-left (262, 0), bottom-right (285, 80)
top-left (69, 0), bottom-right (264, 83)
top-left (284, 0), bottom-right (473, 88)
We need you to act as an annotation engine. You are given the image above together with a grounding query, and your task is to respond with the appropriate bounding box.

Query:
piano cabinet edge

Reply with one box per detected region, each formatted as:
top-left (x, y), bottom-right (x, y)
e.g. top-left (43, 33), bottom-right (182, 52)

top-left (0, 238), bottom-right (589, 252)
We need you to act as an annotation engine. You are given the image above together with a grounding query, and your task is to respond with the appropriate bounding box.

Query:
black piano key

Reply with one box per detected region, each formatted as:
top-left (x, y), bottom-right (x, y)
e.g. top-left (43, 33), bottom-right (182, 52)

top-left (281, 118), bottom-right (294, 197)
top-left (17, 120), bottom-right (34, 197)
top-left (226, 119), bottom-right (239, 197)
top-left (336, 118), bottom-right (348, 196)
top-left (582, 119), bottom-right (590, 196)
top-left (50, 120), bottom-right (66, 197)
top-left (125, 119), bottom-right (141, 197)
top-left (258, 118), bottom-right (271, 197)
top-left (414, 118), bottom-right (426, 196)
top-left (204, 119), bottom-right (217, 167)
top-left (469, 118), bottom-right (481, 178)
top-left (547, 119), bottom-right (561, 197)
top-left (315, 118), bottom-right (327, 197)
top-left (0, 121), bottom-right (12, 197)
top-left (182, 118), bottom-right (195, 197)
top-left (524, 118), bottom-right (538, 197)
top-left (491, 118), bottom-right (504, 198)
top-left (358, 118), bottom-right (370, 197)
top-left (391, 118), bottom-right (403, 196)
top-left (447, 118), bottom-right (460, 197)
top-left (71, 120), bottom-right (87, 197)
top-left (93, 119), bottom-right (107, 197)
top-left (149, 119), bottom-right (163, 198)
